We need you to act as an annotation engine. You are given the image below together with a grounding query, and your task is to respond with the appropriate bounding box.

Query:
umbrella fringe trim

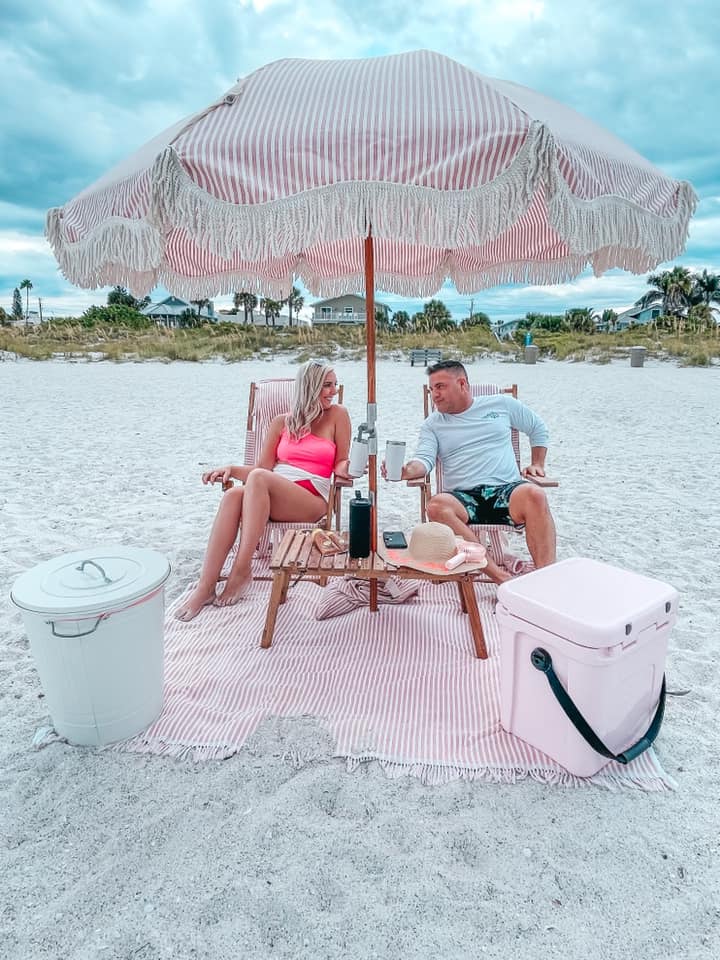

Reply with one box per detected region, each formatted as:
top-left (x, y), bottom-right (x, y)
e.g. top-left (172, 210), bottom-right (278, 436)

top-left (46, 208), bottom-right (162, 296)
top-left (547, 169), bottom-right (697, 267)
top-left (148, 255), bottom-right (618, 301)
top-left (148, 123), bottom-right (552, 260)
top-left (45, 116), bottom-right (697, 298)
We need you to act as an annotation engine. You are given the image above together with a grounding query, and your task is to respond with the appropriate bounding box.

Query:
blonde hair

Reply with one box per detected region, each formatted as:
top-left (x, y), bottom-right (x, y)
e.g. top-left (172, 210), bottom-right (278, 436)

top-left (285, 360), bottom-right (334, 439)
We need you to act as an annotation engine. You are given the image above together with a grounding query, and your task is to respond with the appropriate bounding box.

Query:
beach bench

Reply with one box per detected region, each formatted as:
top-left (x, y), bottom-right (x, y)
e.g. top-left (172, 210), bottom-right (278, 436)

top-left (409, 348), bottom-right (442, 366)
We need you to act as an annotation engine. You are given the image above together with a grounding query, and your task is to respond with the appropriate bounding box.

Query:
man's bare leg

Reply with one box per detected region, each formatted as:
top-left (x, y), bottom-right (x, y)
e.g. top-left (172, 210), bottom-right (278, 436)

top-left (426, 493), bottom-right (512, 584)
top-left (509, 484), bottom-right (556, 569)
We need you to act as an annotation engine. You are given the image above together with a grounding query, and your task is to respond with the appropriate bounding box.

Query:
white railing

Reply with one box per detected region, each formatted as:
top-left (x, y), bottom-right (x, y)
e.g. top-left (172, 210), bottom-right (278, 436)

top-left (313, 311), bottom-right (367, 324)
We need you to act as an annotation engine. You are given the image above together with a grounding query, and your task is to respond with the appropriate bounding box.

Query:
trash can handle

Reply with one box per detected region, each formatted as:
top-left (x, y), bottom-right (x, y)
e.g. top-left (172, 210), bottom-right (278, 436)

top-left (76, 560), bottom-right (113, 584)
top-left (47, 615), bottom-right (108, 638)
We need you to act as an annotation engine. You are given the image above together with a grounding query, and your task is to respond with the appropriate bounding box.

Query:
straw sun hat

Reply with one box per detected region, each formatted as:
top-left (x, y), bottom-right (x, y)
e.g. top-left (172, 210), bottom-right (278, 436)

top-left (377, 522), bottom-right (487, 576)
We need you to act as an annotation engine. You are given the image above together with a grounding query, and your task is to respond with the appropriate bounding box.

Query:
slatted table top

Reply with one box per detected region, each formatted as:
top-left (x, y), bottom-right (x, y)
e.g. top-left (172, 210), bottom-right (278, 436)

top-left (264, 529), bottom-right (488, 658)
top-left (269, 529), bottom-right (383, 575)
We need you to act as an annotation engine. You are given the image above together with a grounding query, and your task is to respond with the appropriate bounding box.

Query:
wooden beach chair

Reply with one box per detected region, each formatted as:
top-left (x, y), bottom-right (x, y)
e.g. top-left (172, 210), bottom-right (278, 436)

top-left (226, 378), bottom-right (351, 567)
top-left (409, 383), bottom-right (558, 568)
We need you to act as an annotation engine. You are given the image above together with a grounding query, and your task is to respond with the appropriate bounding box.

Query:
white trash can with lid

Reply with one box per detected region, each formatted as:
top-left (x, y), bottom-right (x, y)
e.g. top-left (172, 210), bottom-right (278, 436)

top-left (11, 545), bottom-right (171, 746)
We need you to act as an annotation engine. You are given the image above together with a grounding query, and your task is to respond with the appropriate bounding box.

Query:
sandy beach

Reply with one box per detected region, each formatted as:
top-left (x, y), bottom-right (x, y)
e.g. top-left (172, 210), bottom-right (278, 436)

top-left (1, 355), bottom-right (718, 959)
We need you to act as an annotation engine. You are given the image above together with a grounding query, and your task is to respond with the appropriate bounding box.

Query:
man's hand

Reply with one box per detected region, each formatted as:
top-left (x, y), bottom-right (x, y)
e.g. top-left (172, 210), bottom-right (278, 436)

top-left (522, 463), bottom-right (546, 479)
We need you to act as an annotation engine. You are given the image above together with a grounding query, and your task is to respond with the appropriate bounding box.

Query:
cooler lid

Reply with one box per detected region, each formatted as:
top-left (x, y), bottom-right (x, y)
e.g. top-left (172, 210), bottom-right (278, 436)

top-left (496, 557), bottom-right (677, 649)
top-left (11, 545), bottom-right (171, 616)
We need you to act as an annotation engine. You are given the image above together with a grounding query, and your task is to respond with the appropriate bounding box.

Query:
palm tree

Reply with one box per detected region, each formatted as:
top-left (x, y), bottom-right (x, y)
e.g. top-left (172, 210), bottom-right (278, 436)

top-left (636, 267), bottom-right (693, 329)
top-left (190, 299), bottom-right (211, 324)
top-left (233, 291), bottom-right (258, 324)
top-left (565, 307), bottom-right (595, 333)
top-left (286, 286), bottom-right (304, 327)
top-left (260, 297), bottom-right (283, 327)
top-left (19, 279), bottom-right (33, 322)
top-left (393, 310), bottom-right (410, 331)
top-left (690, 269), bottom-right (720, 310)
top-left (686, 303), bottom-right (713, 335)
top-left (422, 299), bottom-right (452, 331)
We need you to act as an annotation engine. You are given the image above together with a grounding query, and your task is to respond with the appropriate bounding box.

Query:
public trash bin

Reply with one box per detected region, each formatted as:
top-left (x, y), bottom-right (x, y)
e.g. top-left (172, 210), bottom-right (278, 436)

top-left (11, 545), bottom-right (171, 746)
top-left (630, 346), bottom-right (647, 367)
top-left (524, 344), bottom-right (539, 364)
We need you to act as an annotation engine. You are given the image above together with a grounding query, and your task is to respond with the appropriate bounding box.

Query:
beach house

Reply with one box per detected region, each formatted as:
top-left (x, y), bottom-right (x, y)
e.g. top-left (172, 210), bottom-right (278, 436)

top-left (141, 296), bottom-right (217, 327)
top-left (614, 305), bottom-right (662, 331)
top-left (311, 295), bottom-right (390, 324)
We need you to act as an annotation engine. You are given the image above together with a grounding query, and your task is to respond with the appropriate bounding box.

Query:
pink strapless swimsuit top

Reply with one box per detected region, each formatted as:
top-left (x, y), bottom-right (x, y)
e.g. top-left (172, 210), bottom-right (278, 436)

top-left (276, 430), bottom-right (336, 477)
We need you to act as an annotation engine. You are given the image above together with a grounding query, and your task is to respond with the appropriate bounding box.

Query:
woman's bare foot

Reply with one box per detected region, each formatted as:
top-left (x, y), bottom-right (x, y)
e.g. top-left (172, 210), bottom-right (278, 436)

top-left (174, 585), bottom-right (217, 621)
top-left (214, 571), bottom-right (252, 606)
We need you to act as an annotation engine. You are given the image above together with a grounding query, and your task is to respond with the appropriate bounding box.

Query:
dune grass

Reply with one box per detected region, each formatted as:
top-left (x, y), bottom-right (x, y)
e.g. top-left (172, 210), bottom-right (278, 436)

top-left (1, 320), bottom-right (718, 364)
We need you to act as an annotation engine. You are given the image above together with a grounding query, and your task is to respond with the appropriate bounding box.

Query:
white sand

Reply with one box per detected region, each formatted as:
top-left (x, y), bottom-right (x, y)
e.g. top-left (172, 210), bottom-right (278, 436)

top-left (1, 355), bottom-right (718, 959)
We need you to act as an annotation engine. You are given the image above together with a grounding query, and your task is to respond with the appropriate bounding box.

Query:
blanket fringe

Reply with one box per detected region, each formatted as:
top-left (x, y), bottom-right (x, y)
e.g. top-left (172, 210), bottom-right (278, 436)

top-left (343, 755), bottom-right (677, 792)
top-left (111, 735), bottom-right (676, 792)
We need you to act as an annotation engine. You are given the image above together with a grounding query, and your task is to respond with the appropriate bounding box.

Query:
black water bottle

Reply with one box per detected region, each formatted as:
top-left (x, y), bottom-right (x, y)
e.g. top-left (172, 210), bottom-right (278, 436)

top-left (349, 490), bottom-right (371, 559)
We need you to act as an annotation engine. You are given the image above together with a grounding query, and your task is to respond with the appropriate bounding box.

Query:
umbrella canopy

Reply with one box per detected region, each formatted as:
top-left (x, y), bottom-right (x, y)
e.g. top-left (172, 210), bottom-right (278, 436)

top-left (47, 50), bottom-right (695, 300)
top-left (46, 50), bottom-right (696, 588)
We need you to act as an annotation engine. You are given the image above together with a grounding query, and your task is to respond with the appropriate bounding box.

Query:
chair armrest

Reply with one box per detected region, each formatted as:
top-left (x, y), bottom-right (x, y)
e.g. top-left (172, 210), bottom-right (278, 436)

top-left (405, 476), bottom-right (430, 488)
top-left (333, 477), bottom-right (355, 488)
top-left (526, 475), bottom-right (559, 488)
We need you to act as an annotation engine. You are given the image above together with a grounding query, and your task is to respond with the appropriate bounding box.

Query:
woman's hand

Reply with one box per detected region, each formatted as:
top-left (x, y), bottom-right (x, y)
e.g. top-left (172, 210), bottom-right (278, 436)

top-left (333, 459), bottom-right (353, 480)
top-left (202, 466), bottom-right (236, 486)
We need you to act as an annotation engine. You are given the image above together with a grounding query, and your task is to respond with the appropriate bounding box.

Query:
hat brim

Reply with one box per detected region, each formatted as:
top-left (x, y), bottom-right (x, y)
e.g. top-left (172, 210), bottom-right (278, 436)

top-left (376, 540), bottom-right (487, 576)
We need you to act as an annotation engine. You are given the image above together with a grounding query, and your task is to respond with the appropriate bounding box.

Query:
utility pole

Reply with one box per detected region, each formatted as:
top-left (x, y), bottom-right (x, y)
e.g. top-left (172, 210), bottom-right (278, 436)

top-left (468, 298), bottom-right (474, 322)
top-left (38, 297), bottom-right (43, 324)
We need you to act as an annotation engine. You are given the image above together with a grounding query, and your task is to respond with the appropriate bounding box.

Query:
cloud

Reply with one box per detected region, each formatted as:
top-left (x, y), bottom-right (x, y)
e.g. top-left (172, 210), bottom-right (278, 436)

top-left (1, 0), bottom-right (718, 321)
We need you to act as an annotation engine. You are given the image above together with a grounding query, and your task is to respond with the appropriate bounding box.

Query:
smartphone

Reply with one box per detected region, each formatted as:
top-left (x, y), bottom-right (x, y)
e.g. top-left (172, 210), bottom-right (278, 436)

top-left (382, 530), bottom-right (408, 549)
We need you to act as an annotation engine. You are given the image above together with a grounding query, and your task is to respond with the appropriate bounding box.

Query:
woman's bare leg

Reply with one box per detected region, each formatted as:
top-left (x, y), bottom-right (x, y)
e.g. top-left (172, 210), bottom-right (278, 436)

top-left (216, 470), bottom-right (327, 606)
top-left (175, 485), bottom-right (246, 621)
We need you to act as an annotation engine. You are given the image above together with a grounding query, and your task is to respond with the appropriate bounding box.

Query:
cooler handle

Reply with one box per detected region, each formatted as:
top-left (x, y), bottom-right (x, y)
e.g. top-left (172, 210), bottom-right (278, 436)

top-left (530, 648), bottom-right (666, 766)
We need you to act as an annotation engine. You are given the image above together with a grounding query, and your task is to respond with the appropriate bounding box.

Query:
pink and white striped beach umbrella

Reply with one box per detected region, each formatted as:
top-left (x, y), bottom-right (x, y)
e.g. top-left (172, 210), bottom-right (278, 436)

top-left (47, 50), bottom-right (695, 302)
top-left (46, 50), bottom-right (696, 563)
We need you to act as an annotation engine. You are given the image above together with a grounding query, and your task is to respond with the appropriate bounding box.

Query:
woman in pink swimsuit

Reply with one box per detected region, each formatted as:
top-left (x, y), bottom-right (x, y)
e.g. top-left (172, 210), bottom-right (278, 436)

top-left (176, 360), bottom-right (351, 621)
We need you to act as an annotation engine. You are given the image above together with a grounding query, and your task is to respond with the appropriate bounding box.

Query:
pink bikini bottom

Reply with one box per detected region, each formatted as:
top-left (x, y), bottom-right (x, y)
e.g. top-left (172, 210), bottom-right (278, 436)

top-left (294, 478), bottom-right (323, 497)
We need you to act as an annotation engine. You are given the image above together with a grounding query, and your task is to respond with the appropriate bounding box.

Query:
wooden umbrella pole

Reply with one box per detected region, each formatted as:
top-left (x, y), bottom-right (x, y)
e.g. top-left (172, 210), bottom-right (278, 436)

top-left (364, 233), bottom-right (378, 613)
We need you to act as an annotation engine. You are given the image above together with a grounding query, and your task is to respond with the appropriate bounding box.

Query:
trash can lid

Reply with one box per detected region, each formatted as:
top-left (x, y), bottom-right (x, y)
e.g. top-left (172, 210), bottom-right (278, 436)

top-left (11, 545), bottom-right (171, 616)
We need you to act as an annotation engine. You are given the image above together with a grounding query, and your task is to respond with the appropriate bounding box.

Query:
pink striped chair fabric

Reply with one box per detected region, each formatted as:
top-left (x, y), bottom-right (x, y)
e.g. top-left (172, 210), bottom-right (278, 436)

top-left (417, 383), bottom-right (524, 566)
top-left (238, 378), bottom-right (346, 561)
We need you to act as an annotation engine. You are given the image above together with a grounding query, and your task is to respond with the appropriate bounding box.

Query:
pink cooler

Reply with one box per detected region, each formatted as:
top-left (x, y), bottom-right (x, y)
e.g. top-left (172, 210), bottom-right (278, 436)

top-left (496, 557), bottom-right (676, 777)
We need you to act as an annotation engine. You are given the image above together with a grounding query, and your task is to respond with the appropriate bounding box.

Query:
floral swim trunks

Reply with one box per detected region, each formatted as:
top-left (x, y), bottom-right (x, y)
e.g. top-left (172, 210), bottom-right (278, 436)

top-left (449, 481), bottom-right (527, 527)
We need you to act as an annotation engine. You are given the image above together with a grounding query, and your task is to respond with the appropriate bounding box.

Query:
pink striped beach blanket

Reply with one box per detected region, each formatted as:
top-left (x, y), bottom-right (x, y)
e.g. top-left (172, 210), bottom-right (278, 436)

top-left (119, 568), bottom-right (675, 791)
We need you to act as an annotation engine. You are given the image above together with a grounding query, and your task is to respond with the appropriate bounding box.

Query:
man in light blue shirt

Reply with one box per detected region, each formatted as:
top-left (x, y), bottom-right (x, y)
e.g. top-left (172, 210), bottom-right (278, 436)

top-left (394, 360), bottom-right (556, 583)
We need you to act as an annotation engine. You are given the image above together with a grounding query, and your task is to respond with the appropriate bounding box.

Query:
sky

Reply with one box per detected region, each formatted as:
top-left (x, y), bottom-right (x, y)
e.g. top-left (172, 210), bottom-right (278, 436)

top-left (2, 0), bottom-right (719, 324)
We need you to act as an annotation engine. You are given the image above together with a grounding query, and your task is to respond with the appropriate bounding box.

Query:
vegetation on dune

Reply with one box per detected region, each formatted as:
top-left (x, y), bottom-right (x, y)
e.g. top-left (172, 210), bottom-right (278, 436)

top-left (1, 268), bottom-right (718, 364)
top-left (2, 316), bottom-right (717, 365)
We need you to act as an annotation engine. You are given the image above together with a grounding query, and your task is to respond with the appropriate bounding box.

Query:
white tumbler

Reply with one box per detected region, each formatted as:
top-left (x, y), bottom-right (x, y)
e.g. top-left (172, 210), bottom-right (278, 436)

top-left (348, 439), bottom-right (369, 478)
top-left (385, 441), bottom-right (406, 481)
